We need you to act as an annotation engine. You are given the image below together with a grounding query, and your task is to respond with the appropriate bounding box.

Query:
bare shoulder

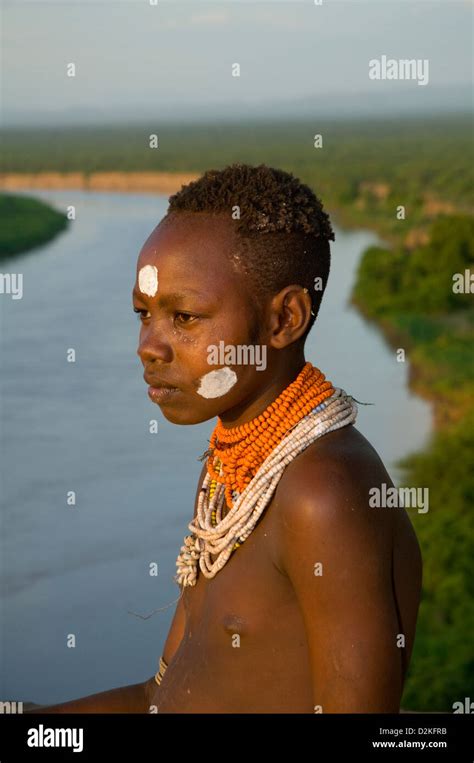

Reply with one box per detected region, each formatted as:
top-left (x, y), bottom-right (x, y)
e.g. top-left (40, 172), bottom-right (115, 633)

top-left (272, 424), bottom-right (397, 570)
top-left (269, 425), bottom-right (420, 712)
top-left (276, 423), bottom-right (395, 511)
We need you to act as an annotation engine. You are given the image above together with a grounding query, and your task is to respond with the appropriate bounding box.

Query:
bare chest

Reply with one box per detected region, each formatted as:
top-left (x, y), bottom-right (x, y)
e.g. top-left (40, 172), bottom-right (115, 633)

top-left (151, 497), bottom-right (313, 712)
top-left (181, 497), bottom-right (300, 645)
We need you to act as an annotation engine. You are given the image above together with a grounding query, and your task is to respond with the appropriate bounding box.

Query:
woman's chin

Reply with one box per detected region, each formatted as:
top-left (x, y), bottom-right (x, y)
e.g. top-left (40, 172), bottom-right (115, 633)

top-left (158, 406), bottom-right (214, 426)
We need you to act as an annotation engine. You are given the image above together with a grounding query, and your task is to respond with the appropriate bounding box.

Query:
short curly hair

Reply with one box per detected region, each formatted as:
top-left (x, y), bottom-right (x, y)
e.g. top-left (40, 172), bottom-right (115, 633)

top-left (165, 162), bottom-right (335, 342)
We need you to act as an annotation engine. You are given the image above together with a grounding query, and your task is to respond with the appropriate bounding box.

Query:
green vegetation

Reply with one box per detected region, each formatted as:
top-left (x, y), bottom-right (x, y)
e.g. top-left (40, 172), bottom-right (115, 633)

top-left (354, 216), bottom-right (474, 315)
top-left (399, 411), bottom-right (474, 711)
top-left (0, 193), bottom-right (68, 260)
top-left (1, 114), bottom-right (472, 246)
top-left (353, 215), bottom-right (474, 412)
top-left (353, 213), bottom-right (474, 710)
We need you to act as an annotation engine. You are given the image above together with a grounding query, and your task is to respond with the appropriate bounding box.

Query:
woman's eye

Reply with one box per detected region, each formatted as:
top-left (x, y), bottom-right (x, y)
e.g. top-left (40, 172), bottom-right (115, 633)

top-left (133, 307), bottom-right (150, 320)
top-left (133, 308), bottom-right (198, 325)
top-left (174, 312), bottom-right (197, 326)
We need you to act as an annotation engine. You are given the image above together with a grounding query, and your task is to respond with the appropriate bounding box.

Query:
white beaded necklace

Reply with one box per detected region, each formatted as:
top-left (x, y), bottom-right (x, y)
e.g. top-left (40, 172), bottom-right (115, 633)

top-left (175, 387), bottom-right (358, 588)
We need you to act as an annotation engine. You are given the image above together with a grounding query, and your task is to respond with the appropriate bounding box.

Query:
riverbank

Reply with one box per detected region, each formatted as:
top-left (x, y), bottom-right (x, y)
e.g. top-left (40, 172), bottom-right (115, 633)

top-left (0, 174), bottom-right (199, 259)
top-left (351, 215), bottom-right (474, 426)
top-left (0, 172), bottom-right (199, 195)
top-left (2, 170), bottom-right (470, 248)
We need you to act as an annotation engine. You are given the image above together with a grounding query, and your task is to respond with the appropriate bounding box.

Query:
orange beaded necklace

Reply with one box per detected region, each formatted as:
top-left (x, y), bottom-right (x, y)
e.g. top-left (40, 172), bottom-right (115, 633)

top-left (202, 361), bottom-right (335, 512)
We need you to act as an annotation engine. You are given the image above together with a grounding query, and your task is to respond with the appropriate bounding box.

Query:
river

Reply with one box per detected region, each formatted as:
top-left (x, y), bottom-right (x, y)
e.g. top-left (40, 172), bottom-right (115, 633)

top-left (0, 189), bottom-right (431, 705)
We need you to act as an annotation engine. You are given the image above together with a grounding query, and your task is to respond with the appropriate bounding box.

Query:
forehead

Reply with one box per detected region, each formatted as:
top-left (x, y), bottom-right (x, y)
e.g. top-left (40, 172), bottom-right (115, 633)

top-left (136, 212), bottom-right (239, 287)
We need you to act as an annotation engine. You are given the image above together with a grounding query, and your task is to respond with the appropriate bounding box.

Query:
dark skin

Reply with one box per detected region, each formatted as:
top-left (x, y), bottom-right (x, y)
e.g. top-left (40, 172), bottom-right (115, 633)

top-left (27, 211), bottom-right (422, 713)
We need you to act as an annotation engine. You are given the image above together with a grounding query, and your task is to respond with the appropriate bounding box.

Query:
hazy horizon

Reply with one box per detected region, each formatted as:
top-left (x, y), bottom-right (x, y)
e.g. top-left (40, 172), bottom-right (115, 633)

top-left (2, 0), bottom-right (472, 128)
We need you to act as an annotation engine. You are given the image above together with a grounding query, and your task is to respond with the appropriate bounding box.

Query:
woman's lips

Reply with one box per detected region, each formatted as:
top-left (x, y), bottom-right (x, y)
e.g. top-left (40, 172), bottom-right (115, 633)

top-left (148, 385), bottom-right (179, 403)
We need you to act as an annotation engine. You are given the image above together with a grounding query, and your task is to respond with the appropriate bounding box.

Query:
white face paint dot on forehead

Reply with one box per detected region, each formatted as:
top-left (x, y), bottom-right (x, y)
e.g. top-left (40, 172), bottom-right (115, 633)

top-left (138, 265), bottom-right (159, 297)
top-left (196, 367), bottom-right (238, 399)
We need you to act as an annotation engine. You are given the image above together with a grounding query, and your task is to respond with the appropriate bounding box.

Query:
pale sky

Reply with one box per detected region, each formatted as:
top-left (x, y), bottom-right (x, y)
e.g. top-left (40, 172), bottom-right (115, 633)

top-left (2, 0), bottom-right (472, 125)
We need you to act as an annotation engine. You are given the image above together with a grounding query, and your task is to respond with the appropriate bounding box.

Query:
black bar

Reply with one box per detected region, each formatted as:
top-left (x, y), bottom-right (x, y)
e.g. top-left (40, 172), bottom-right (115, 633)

top-left (0, 711), bottom-right (472, 761)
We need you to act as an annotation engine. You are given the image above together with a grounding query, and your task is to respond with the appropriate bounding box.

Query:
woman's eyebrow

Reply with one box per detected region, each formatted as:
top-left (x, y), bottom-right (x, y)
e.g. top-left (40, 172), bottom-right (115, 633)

top-left (132, 287), bottom-right (208, 303)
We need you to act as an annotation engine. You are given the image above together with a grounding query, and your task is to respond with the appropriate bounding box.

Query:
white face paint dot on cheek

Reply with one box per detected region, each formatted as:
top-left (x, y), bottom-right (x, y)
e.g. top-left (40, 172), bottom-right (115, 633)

top-left (138, 265), bottom-right (159, 297)
top-left (196, 367), bottom-right (238, 399)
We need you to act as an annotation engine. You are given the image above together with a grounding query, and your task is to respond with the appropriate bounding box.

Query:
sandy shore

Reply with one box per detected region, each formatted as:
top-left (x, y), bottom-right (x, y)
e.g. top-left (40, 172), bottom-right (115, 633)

top-left (0, 171), bottom-right (200, 194)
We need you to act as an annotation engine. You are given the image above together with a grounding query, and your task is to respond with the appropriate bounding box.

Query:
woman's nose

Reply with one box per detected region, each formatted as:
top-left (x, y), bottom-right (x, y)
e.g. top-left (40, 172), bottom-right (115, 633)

top-left (136, 327), bottom-right (173, 364)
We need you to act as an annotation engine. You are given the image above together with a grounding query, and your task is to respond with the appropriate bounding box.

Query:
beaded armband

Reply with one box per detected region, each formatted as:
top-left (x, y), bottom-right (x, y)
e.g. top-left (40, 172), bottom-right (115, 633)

top-left (154, 655), bottom-right (168, 686)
